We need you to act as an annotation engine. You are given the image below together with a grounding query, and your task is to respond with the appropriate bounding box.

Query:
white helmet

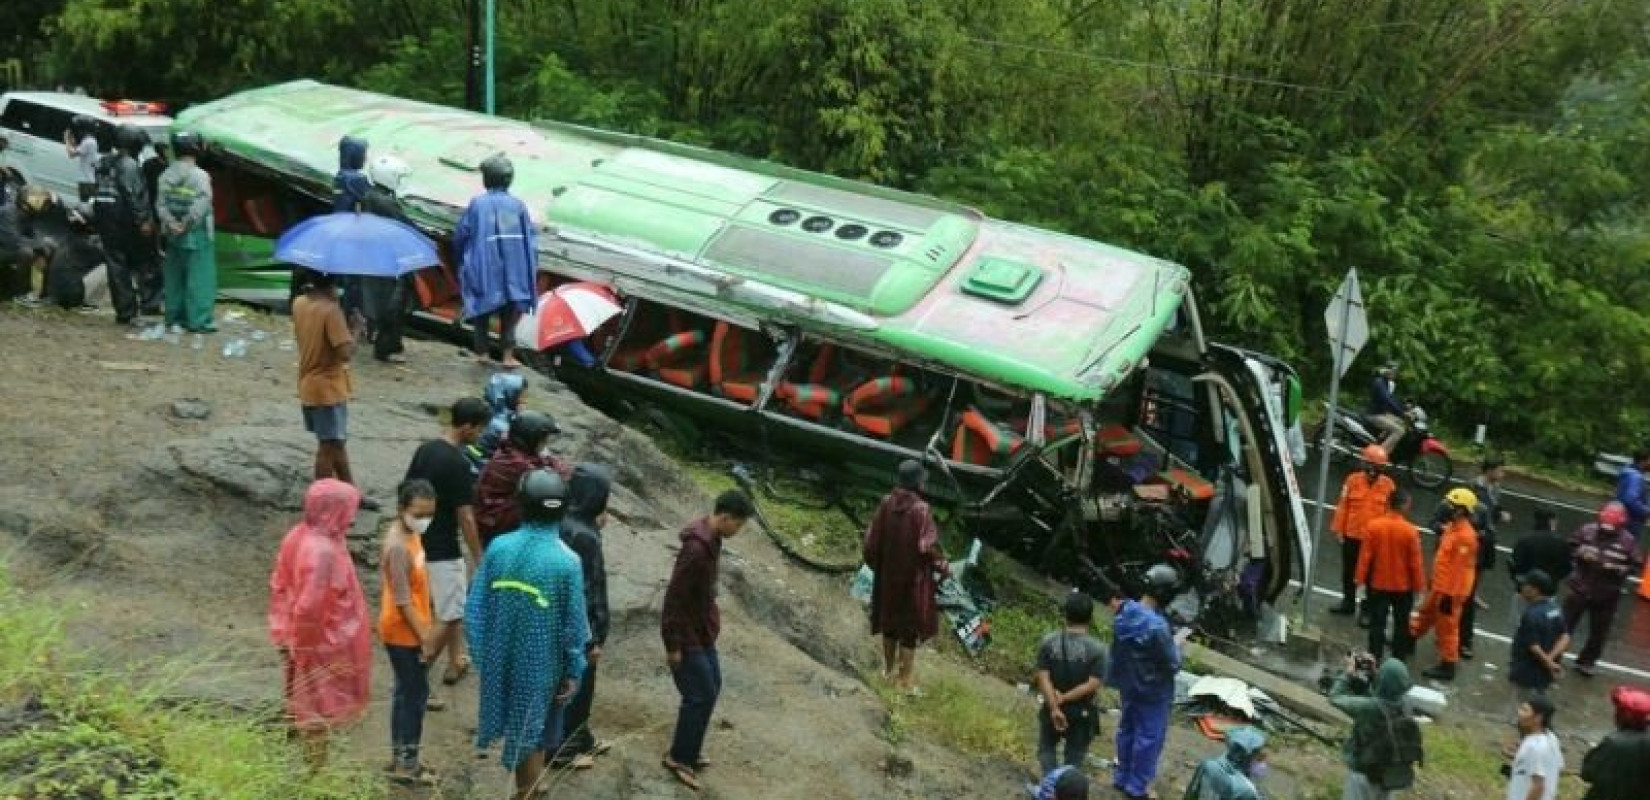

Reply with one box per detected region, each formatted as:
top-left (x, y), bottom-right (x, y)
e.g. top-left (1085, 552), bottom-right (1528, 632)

top-left (367, 154), bottom-right (411, 193)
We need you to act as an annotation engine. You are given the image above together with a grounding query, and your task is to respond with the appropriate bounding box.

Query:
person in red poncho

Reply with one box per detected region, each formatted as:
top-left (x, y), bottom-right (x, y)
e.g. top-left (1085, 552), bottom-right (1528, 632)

top-left (864, 459), bottom-right (950, 692)
top-left (268, 479), bottom-right (373, 769)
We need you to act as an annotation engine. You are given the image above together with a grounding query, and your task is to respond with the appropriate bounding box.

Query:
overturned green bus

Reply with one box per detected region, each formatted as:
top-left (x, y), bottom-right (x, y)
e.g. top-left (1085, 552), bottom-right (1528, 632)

top-left (179, 81), bottom-right (1311, 620)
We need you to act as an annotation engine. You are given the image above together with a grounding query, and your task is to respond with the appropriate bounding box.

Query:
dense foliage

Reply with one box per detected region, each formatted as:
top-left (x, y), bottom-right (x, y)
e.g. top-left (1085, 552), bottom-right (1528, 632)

top-left (16, 0), bottom-right (1650, 460)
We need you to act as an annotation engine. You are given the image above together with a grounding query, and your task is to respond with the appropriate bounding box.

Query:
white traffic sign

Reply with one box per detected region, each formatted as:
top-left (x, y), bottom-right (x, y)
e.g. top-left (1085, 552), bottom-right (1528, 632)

top-left (1324, 268), bottom-right (1367, 378)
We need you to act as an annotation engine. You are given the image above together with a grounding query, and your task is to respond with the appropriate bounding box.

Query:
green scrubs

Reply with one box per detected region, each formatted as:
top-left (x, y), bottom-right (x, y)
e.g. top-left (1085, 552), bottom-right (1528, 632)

top-left (156, 160), bottom-right (216, 331)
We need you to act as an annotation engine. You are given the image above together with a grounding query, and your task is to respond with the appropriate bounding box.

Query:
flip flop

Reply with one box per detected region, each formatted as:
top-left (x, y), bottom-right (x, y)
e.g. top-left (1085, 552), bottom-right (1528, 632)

top-left (588, 740), bottom-right (614, 757)
top-left (425, 696), bottom-right (447, 712)
top-left (693, 758), bottom-right (711, 771)
top-left (662, 757), bottom-right (701, 791)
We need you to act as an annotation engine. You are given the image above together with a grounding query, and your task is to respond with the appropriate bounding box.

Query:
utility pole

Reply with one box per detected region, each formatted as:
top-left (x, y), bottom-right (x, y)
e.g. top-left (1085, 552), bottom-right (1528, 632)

top-left (464, 0), bottom-right (483, 112)
top-left (484, 0), bottom-right (496, 115)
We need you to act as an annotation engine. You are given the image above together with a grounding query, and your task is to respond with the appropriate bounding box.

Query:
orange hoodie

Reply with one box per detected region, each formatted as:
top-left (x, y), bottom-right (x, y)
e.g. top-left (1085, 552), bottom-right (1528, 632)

top-left (1356, 512), bottom-right (1426, 593)
top-left (1430, 517), bottom-right (1479, 598)
top-left (1331, 471), bottom-right (1396, 541)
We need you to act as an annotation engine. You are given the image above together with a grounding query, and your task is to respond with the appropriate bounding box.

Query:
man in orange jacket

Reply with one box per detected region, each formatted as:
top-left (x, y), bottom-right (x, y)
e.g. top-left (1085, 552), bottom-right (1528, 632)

top-left (1356, 488), bottom-right (1426, 661)
top-left (1331, 445), bottom-right (1397, 620)
top-left (1410, 488), bottom-right (1480, 681)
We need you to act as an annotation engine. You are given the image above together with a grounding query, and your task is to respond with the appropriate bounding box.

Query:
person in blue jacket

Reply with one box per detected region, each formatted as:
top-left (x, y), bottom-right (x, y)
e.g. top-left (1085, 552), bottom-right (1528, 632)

top-left (1614, 447), bottom-right (1650, 538)
top-left (455, 154), bottom-right (537, 369)
top-left (1365, 362), bottom-right (1408, 456)
top-left (329, 135), bottom-right (372, 327)
top-left (1106, 564), bottom-right (1184, 800)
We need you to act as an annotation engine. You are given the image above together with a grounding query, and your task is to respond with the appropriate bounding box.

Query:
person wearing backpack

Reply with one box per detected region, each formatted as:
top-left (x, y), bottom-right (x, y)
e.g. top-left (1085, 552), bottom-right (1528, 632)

top-left (1329, 656), bottom-right (1424, 799)
top-left (1033, 591), bottom-right (1108, 777)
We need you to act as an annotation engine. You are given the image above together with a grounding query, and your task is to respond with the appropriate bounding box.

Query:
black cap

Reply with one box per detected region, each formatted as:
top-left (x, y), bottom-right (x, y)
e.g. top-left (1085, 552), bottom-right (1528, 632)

top-left (897, 459), bottom-right (925, 490)
top-left (1517, 569), bottom-right (1555, 596)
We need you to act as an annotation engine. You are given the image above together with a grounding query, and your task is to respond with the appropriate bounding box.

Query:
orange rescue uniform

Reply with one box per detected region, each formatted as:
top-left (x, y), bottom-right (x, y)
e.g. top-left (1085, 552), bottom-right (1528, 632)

top-left (1331, 472), bottom-right (1396, 541)
top-left (1356, 512), bottom-right (1426, 593)
top-left (1409, 517), bottom-right (1479, 662)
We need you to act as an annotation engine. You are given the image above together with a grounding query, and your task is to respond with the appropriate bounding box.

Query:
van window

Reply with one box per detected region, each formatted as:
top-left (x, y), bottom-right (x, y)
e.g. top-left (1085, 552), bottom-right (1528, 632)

top-left (0, 99), bottom-right (73, 143)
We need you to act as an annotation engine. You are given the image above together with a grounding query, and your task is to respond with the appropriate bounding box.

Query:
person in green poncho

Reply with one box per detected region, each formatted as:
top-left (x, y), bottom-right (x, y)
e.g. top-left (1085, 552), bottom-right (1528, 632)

top-left (155, 131), bottom-right (216, 333)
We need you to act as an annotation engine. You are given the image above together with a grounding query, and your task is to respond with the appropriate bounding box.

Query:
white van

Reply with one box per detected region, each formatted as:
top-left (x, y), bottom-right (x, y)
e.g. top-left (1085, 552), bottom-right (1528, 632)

top-left (0, 92), bottom-right (172, 203)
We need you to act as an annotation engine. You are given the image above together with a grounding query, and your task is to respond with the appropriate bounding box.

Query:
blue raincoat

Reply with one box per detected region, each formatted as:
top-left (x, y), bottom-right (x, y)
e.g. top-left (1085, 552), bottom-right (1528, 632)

top-left (466, 521), bottom-right (590, 769)
top-left (1107, 599), bottom-right (1181, 798)
top-left (454, 189), bottom-right (537, 321)
top-left (332, 136), bottom-right (370, 212)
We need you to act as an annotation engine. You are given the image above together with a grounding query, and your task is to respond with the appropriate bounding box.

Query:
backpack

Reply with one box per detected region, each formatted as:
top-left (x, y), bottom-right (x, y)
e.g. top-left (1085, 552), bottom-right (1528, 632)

top-left (90, 153), bottom-right (130, 232)
top-left (1353, 701), bottom-right (1423, 790)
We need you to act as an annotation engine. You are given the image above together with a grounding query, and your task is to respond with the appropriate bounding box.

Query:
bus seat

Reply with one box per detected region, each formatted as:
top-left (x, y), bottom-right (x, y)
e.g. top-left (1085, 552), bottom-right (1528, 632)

top-left (1097, 424), bottom-right (1143, 456)
top-left (1155, 467), bottom-right (1215, 501)
top-left (777, 343), bottom-right (848, 420)
top-left (844, 376), bottom-right (930, 439)
top-left (709, 321), bottom-right (771, 403)
top-left (242, 196), bottom-right (283, 237)
top-left (951, 407), bottom-right (1024, 465)
top-left (646, 329), bottom-right (709, 388)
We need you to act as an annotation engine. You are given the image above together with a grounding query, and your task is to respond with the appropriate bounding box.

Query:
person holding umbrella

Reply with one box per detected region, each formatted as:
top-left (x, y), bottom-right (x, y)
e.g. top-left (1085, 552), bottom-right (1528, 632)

top-left (455, 155), bottom-right (537, 368)
top-left (517, 281), bottom-right (622, 369)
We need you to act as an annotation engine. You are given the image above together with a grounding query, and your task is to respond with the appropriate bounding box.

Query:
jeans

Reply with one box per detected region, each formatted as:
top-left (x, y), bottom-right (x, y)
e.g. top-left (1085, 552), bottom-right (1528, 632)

top-left (385, 645), bottom-right (430, 768)
top-left (470, 304), bottom-right (522, 357)
top-left (562, 658), bottom-right (599, 755)
top-left (1366, 590), bottom-right (1415, 661)
top-left (540, 697), bottom-right (569, 758)
top-left (1036, 703), bottom-right (1098, 776)
top-left (668, 648), bottom-right (722, 764)
top-left (1114, 692), bottom-right (1171, 797)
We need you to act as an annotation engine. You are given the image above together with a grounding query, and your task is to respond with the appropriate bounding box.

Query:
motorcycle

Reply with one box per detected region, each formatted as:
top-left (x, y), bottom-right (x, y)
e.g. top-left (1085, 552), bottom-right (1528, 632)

top-left (1312, 404), bottom-right (1453, 488)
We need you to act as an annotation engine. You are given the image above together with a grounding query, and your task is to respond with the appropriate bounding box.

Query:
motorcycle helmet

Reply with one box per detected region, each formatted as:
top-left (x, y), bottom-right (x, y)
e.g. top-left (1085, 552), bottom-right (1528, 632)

top-left (17, 184), bottom-right (51, 215)
top-left (517, 468), bottom-right (568, 522)
top-left (1599, 501), bottom-right (1629, 529)
top-left (1142, 563), bottom-right (1180, 601)
top-left (170, 131), bottom-right (202, 158)
top-left (480, 154), bottom-right (514, 190)
top-left (1444, 487), bottom-right (1478, 513)
top-left (367, 154), bottom-right (411, 194)
top-left (1611, 685), bottom-right (1650, 731)
top-left (114, 124), bottom-right (147, 158)
top-left (69, 115), bottom-right (96, 141)
top-left (1359, 444), bottom-right (1389, 466)
top-left (507, 410), bottom-right (560, 453)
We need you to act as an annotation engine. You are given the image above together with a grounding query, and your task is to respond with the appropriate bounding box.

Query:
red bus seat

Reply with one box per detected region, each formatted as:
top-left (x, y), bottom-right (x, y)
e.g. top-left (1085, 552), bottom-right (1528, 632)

top-left (242, 196), bottom-right (283, 237)
top-left (1097, 424), bottom-right (1143, 456)
top-left (951, 407), bottom-right (1025, 465)
top-left (708, 321), bottom-right (772, 403)
top-left (1155, 467), bottom-right (1215, 501)
top-left (646, 329), bottom-right (709, 388)
top-left (777, 343), bottom-right (849, 420)
top-left (844, 376), bottom-right (930, 438)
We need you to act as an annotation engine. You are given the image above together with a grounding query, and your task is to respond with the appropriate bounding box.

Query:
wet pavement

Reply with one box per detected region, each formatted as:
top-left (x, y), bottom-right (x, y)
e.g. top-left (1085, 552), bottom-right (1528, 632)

top-left (1281, 447), bottom-right (1650, 742)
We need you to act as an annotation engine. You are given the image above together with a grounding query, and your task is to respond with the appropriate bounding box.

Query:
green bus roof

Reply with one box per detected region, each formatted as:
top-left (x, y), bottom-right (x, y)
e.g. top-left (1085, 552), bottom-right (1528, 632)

top-left (178, 80), bottom-right (1190, 400)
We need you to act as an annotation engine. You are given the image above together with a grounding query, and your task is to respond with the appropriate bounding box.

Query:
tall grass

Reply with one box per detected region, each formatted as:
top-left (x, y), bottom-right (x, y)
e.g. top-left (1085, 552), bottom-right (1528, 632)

top-left (0, 568), bottom-right (385, 800)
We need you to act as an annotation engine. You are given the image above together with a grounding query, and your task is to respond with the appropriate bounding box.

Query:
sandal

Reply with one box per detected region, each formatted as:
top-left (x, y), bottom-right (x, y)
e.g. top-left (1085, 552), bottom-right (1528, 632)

top-left (388, 765), bottom-right (438, 786)
top-left (662, 756), bottom-right (702, 791)
top-left (588, 740), bottom-right (613, 757)
top-left (442, 658), bottom-right (471, 686)
top-left (426, 695), bottom-right (447, 712)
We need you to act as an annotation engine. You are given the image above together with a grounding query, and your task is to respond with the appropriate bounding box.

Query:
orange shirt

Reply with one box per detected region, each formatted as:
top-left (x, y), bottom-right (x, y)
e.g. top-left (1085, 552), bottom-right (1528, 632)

top-left (1356, 512), bottom-right (1426, 593)
top-left (378, 532), bottom-right (431, 647)
top-left (1331, 472), bottom-right (1395, 540)
top-left (1429, 518), bottom-right (1479, 598)
top-left (293, 293), bottom-right (354, 407)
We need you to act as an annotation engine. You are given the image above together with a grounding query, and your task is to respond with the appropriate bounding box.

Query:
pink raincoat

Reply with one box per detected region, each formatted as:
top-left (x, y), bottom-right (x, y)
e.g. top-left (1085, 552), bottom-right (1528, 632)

top-left (268, 479), bottom-right (371, 729)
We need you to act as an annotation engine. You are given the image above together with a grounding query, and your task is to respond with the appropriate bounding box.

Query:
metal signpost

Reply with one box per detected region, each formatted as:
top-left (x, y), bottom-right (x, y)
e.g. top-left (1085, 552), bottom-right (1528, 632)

top-left (1302, 268), bottom-right (1367, 620)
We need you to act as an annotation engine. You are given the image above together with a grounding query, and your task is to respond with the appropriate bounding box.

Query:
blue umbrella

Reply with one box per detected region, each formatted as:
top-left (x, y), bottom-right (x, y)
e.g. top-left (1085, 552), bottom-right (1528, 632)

top-left (274, 212), bottom-right (441, 277)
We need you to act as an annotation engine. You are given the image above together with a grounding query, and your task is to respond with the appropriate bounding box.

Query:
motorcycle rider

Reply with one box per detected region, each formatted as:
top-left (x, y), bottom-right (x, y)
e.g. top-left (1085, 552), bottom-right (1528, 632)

top-left (1366, 362), bottom-right (1408, 456)
top-left (1410, 488), bottom-right (1479, 681)
top-left (94, 124), bottom-right (154, 328)
top-left (1331, 445), bottom-right (1396, 621)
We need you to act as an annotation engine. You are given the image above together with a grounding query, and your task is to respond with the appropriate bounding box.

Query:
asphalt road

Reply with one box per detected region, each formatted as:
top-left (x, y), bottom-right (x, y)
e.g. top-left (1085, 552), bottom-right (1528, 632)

top-left (1289, 448), bottom-right (1649, 737)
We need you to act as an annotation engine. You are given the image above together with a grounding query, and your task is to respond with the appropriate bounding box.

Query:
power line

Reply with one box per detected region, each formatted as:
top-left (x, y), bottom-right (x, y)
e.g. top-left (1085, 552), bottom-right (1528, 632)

top-left (961, 35), bottom-right (1348, 96)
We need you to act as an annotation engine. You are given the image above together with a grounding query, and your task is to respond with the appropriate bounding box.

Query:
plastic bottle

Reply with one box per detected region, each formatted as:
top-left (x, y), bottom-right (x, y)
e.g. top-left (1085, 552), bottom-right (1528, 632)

top-left (222, 338), bottom-right (248, 358)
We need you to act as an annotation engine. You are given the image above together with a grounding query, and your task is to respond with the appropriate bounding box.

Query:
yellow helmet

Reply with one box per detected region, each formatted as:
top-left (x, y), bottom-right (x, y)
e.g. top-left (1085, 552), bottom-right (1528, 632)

top-left (1445, 487), bottom-right (1478, 512)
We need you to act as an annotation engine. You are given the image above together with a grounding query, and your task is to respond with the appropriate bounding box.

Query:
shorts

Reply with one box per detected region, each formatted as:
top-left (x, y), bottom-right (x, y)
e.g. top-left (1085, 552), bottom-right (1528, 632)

top-left (301, 404), bottom-right (348, 442)
top-left (427, 559), bottom-right (468, 623)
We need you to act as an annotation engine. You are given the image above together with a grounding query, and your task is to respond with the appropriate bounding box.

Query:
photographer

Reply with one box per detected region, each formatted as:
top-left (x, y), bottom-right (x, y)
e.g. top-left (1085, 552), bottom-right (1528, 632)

top-left (1328, 654), bottom-right (1424, 800)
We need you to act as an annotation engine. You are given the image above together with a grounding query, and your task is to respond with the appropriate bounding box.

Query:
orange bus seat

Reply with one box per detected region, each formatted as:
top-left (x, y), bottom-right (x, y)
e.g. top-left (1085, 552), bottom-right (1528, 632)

top-left (951, 407), bottom-right (1025, 465)
top-left (844, 376), bottom-right (930, 439)
top-left (709, 321), bottom-right (772, 403)
top-left (646, 329), bottom-right (709, 388)
top-left (242, 196), bottom-right (283, 237)
top-left (778, 344), bottom-right (848, 420)
top-left (1097, 424), bottom-right (1143, 456)
top-left (1156, 467), bottom-right (1215, 501)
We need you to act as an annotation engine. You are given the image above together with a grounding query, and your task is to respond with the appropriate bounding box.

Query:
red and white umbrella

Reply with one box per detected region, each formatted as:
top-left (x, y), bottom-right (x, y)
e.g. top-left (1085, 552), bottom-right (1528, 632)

top-left (514, 282), bottom-right (624, 350)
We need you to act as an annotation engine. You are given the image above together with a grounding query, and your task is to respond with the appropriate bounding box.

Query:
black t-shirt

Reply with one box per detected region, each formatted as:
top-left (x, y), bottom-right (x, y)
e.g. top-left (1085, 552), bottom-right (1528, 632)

top-left (1037, 630), bottom-right (1108, 711)
top-left (1509, 597), bottom-right (1567, 688)
top-left (404, 438), bottom-right (475, 562)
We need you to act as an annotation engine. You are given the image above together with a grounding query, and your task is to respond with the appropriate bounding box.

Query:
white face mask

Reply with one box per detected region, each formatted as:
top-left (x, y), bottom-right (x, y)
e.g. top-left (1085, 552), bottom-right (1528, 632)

top-left (403, 515), bottom-right (433, 534)
top-left (539, 448), bottom-right (554, 460)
